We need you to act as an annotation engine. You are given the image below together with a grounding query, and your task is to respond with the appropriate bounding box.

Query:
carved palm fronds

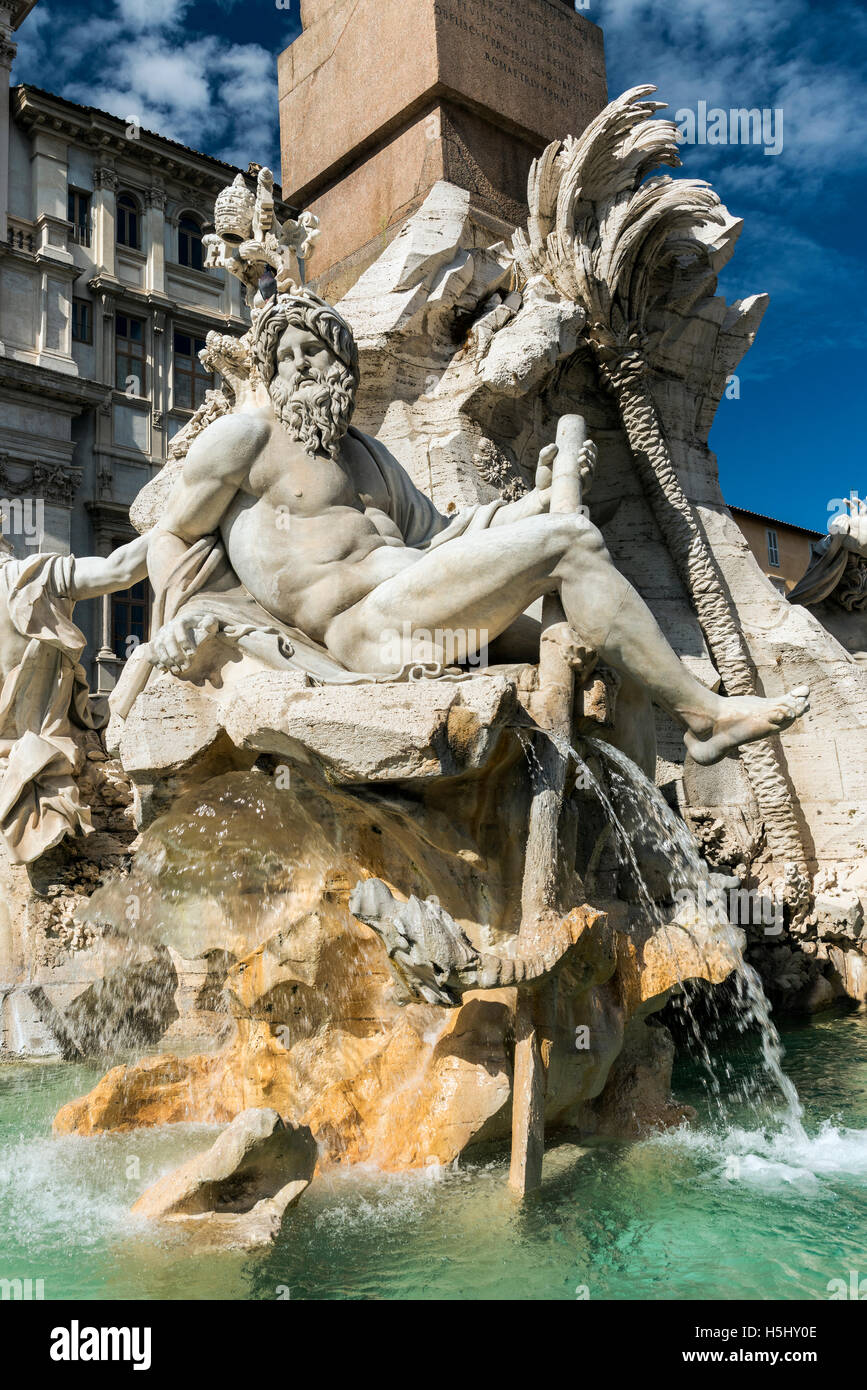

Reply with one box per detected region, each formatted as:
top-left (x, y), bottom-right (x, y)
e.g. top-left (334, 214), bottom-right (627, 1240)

top-left (514, 86), bottom-right (723, 361)
top-left (513, 86), bottom-right (811, 920)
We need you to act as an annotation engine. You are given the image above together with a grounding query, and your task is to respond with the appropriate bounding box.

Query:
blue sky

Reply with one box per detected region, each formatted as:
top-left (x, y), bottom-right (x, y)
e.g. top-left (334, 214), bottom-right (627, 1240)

top-left (11, 0), bottom-right (867, 532)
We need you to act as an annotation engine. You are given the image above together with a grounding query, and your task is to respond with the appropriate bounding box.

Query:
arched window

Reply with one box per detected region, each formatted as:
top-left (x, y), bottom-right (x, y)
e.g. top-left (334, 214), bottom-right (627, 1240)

top-left (117, 192), bottom-right (141, 250)
top-left (178, 215), bottom-right (204, 271)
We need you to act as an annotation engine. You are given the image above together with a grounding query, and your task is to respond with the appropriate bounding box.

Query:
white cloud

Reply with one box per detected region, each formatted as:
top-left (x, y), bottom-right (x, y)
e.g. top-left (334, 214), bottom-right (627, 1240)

top-left (13, 0), bottom-right (280, 170)
top-left (12, 0), bottom-right (865, 223)
top-left (596, 0), bottom-right (867, 201)
top-left (211, 44), bottom-right (279, 167)
top-left (114, 0), bottom-right (192, 31)
top-left (583, 0), bottom-right (867, 381)
top-left (62, 80), bottom-right (171, 137)
top-left (113, 36), bottom-right (217, 115)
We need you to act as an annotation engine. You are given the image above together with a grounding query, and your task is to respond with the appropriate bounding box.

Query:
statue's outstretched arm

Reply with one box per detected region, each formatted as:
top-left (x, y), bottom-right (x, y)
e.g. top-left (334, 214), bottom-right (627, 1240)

top-left (67, 533), bottom-right (150, 602)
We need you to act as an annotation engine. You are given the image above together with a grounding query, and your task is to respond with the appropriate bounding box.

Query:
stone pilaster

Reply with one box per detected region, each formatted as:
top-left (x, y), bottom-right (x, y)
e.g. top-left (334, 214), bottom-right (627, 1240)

top-left (95, 580), bottom-right (117, 695)
top-left (146, 185), bottom-right (166, 294)
top-left (92, 166), bottom-right (118, 276)
top-left (151, 307), bottom-right (167, 444)
top-left (0, 27), bottom-right (16, 243)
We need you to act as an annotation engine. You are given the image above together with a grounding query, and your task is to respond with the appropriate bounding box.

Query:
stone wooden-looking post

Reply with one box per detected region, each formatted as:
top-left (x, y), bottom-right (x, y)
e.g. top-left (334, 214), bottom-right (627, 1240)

top-left (510, 414), bottom-right (588, 1196)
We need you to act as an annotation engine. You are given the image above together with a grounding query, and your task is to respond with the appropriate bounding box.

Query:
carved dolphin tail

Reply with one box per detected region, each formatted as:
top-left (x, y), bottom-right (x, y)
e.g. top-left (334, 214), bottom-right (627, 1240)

top-left (349, 878), bottom-right (591, 1006)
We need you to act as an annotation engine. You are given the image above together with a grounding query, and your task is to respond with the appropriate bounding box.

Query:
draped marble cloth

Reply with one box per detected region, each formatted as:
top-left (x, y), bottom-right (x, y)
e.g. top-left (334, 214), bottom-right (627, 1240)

top-left (789, 533), bottom-right (858, 608)
top-left (112, 427), bottom-right (508, 716)
top-left (0, 554), bottom-right (98, 864)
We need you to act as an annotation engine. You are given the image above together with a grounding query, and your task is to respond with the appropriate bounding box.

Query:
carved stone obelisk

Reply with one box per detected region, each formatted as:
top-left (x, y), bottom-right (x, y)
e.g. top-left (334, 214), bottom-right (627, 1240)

top-left (278, 0), bottom-right (607, 300)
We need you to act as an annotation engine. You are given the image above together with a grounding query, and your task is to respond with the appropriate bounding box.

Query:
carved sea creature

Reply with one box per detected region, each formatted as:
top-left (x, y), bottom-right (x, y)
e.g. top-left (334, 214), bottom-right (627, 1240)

top-left (349, 877), bottom-right (603, 1006)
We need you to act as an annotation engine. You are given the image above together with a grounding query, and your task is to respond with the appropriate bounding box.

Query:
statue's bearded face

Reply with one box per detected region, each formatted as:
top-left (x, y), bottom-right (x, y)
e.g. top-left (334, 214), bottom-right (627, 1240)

top-left (268, 322), bottom-right (357, 460)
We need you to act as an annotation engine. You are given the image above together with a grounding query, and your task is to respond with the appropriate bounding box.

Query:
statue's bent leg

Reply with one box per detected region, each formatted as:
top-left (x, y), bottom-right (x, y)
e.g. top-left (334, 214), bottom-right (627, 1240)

top-left (326, 512), bottom-right (587, 671)
top-left (549, 516), bottom-right (809, 759)
top-left (325, 513), bottom-right (808, 761)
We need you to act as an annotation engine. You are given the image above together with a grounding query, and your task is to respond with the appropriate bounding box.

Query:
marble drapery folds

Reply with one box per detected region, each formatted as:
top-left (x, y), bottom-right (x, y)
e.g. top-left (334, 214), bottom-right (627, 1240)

top-left (0, 553), bottom-right (98, 863)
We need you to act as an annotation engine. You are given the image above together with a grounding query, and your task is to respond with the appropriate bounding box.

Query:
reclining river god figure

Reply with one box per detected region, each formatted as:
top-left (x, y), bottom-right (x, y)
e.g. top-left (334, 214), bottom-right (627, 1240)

top-left (130, 289), bottom-right (809, 766)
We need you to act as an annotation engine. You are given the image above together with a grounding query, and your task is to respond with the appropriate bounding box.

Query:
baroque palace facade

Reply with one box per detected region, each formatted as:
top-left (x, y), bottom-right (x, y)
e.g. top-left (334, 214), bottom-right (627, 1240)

top-left (0, 0), bottom-right (289, 693)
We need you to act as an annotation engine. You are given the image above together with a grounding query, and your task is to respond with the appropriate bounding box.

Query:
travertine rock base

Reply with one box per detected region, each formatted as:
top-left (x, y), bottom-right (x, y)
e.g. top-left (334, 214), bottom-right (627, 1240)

top-left (54, 753), bottom-right (742, 1168)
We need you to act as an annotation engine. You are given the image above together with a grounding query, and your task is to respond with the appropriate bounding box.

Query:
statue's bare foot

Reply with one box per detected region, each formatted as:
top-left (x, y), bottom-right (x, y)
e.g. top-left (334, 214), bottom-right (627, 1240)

top-left (683, 686), bottom-right (810, 766)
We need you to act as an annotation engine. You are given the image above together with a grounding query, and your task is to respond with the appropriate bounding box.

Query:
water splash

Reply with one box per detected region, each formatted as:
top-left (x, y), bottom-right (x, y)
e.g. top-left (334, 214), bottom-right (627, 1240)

top-left (4, 1010), bottom-right (867, 1301)
top-left (567, 740), bottom-right (732, 1118)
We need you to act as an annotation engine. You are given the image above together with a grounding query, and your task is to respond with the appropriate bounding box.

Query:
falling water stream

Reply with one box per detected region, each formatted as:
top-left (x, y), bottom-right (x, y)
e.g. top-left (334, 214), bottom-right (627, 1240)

top-left (515, 724), bottom-right (804, 1131)
top-left (576, 737), bottom-right (807, 1141)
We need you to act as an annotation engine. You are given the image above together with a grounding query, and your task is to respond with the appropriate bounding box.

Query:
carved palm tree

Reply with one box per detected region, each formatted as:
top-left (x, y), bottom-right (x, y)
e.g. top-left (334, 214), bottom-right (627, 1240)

top-left (512, 86), bottom-right (810, 920)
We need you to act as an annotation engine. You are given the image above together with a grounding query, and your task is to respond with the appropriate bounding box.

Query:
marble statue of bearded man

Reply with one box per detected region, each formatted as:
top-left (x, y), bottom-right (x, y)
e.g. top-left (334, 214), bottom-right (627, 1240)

top-left (126, 290), bottom-right (808, 766)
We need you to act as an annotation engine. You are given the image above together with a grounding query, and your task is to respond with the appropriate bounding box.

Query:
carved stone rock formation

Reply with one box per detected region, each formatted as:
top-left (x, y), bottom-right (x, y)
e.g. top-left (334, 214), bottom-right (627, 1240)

top-left (790, 500), bottom-right (867, 662)
top-left (52, 740), bottom-right (745, 1169)
top-left (349, 877), bottom-right (609, 1005)
top-left (330, 91), bottom-right (867, 980)
top-left (131, 1107), bottom-right (316, 1250)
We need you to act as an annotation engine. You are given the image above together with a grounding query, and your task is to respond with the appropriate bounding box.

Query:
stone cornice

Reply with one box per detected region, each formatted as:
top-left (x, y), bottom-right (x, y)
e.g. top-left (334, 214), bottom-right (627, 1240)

top-left (0, 357), bottom-right (111, 410)
top-left (13, 89), bottom-right (234, 196)
top-left (0, 452), bottom-right (83, 506)
top-left (85, 499), bottom-right (140, 533)
top-left (11, 85), bottom-right (296, 217)
top-left (33, 249), bottom-right (79, 278)
top-left (87, 272), bottom-right (123, 297)
top-left (2, 2), bottom-right (39, 32)
top-left (87, 274), bottom-right (248, 332)
top-left (94, 166), bottom-right (119, 191)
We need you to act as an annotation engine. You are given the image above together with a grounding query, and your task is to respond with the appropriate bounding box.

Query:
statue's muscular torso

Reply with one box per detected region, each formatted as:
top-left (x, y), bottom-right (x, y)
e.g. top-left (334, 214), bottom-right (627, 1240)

top-left (163, 410), bottom-right (423, 643)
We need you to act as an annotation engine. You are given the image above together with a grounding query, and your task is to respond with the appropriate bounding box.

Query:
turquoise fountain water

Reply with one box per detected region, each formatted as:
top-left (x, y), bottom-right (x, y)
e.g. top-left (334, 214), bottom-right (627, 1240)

top-left (1, 1010), bottom-right (866, 1300)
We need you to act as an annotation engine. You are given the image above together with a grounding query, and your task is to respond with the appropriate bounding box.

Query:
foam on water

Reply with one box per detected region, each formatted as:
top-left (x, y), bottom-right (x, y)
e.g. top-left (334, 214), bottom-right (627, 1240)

top-left (1, 737), bottom-right (865, 1299)
top-left (648, 1111), bottom-right (867, 1193)
top-left (0, 1065), bottom-right (223, 1262)
top-left (512, 727), bottom-right (855, 1215)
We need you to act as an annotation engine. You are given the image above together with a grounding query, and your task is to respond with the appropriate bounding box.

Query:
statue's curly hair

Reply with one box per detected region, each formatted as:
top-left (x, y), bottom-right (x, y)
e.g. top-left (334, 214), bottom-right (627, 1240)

top-left (252, 292), bottom-right (360, 459)
top-left (252, 292), bottom-right (360, 390)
